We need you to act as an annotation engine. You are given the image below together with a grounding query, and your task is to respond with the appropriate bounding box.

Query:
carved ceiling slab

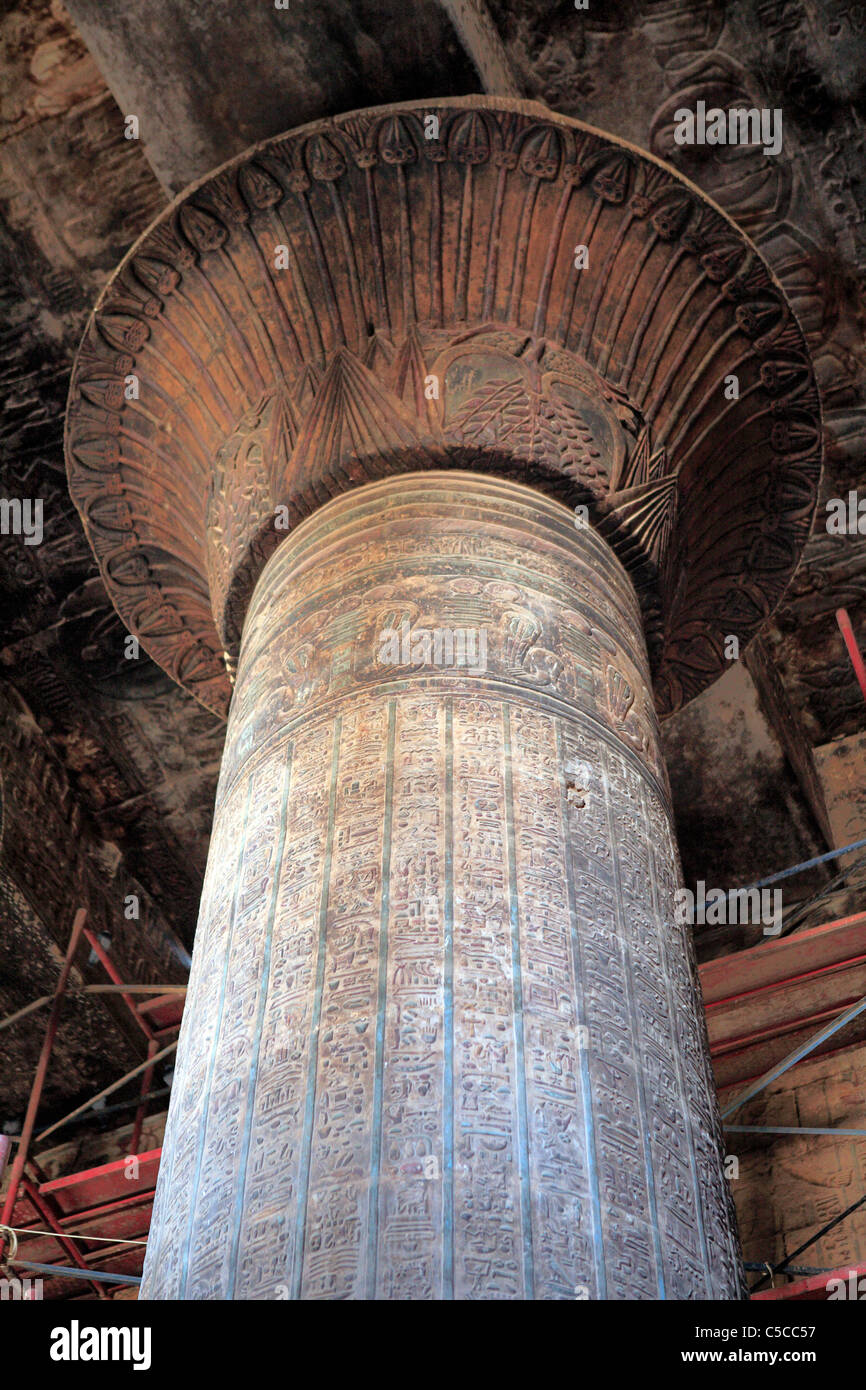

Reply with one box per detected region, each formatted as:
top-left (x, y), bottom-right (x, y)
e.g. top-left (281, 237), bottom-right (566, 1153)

top-left (66, 96), bottom-right (823, 718)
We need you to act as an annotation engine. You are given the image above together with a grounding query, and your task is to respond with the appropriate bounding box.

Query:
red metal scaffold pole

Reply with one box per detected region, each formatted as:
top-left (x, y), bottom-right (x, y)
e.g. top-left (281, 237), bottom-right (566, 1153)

top-left (837, 607), bottom-right (866, 705)
top-left (0, 910), bottom-right (90, 1266)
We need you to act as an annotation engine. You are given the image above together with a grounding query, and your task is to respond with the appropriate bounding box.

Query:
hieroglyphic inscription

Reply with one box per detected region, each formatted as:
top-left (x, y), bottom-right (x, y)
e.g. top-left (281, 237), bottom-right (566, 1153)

top-left (605, 750), bottom-right (706, 1298)
top-left (452, 697), bottom-right (525, 1299)
top-left (143, 770), bottom-right (250, 1298)
top-left (558, 724), bottom-right (660, 1299)
top-left (141, 474), bottom-right (743, 1300)
top-left (510, 704), bottom-right (597, 1298)
top-left (182, 754), bottom-right (288, 1298)
top-left (300, 704), bottom-right (388, 1299)
top-left (232, 719), bottom-right (333, 1298)
top-left (642, 781), bottom-right (746, 1299)
top-left (374, 697), bottom-right (446, 1299)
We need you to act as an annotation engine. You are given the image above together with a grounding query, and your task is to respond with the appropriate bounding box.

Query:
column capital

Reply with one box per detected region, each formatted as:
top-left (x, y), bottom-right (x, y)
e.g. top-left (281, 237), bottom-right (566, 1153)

top-left (66, 96), bottom-right (822, 719)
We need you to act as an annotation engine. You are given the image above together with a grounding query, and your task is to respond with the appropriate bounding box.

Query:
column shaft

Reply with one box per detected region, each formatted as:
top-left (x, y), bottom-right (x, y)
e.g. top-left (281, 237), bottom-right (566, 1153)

top-left (141, 472), bottom-right (743, 1300)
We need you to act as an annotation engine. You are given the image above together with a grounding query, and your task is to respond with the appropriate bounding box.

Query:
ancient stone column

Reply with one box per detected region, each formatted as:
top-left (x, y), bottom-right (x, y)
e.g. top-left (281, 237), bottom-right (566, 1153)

top-left (140, 471), bottom-right (743, 1299)
top-left (65, 98), bottom-right (822, 1297)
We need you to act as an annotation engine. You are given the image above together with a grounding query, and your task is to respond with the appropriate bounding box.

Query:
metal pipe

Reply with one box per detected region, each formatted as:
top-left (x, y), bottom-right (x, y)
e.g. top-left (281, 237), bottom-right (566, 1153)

top-left (743, 836), bottom-right (866, 892)
top-left (74, 1087), bottom-right (171, 1125)
top-left (722, 987), bottom-right (866, 1117)
top-left (10, 1258), bottom-right (141, 1288)
top-left (35, 1040), bottom-right (177, 1144)
top-left (131, 1040), bottom-right (159, 1155)
top-left (44, 1187), bottom-right (156, 1228)
top-left (83, 928), bottom-right (156, 1044)
top-left (7, 1225), bottom-right (146, 1248)
top-left (0, 984), bottom-right (186, 1034)
top-left (19, 1177), bottom-right (107, 1300)
top-left (749, 1192), bottom-right (866, 1292)
top-left (0, 909), bottom-right (87, 1262)
top-left (726, 1125), bottom-right (866, 1137)
top-left (837, 608), bottom-right (866, 705)
top-left (779, 850), bottom-right (866, 938)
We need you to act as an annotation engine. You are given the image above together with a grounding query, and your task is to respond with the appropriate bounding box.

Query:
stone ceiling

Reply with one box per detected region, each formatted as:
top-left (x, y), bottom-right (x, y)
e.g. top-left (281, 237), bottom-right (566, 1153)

top-left (1, 0), bottom-right (864, 1119)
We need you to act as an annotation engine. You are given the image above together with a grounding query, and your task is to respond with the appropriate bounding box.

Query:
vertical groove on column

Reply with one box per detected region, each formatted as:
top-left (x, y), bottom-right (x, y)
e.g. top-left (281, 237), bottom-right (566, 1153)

top-left (601, 746), bottom-right (666, 1298)
top-left (638, 777), bottom-right (713, 1298)
top-left (293, 715), bottom-right (342, 1299)
top-left (367, 700), bottom-right (396, 1299)
top-left (442, 698), bottom-right (455, 1300)
top-left (227, 748), bottom-right (294, 1298)
top-left (556, 718), bottom-right (607, 1299)
top-left (179, 776), bottom-right (255, 1297)
top-left (502, 704), bottom-right (535, 1300)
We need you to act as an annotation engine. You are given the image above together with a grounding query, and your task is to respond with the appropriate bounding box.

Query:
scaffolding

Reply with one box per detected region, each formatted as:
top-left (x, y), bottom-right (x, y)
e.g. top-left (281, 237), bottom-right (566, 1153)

top-left (3, 878), bottom-right (866, 1298)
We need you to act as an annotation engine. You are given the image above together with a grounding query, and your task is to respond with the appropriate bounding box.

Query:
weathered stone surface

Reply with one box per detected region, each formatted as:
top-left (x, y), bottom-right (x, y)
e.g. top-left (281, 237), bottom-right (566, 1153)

top-left (0, 683), bottom-right (189, 1112)
top-left (731, 1045), bottom-right (866, 1279)
top-left (663, 662), bottom-right (835, 962)
top-left (65, 0), bottom-right (479, 194)
top-left (0, 1), bottom-right (220, 954)
top-left (142, 472), bottom-right (744, 1300)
